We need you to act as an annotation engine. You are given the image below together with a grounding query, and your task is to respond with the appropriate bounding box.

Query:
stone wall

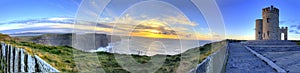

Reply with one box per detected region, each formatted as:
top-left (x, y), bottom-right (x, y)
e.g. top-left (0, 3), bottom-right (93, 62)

top-left (243, 40), bottom-right (296, 45)
top-left (279, 27), bottom-right (288, 40)
top-left (189, 43), bottom-right (229, 73)
top-left (0, 42), bottom-right (59, 72)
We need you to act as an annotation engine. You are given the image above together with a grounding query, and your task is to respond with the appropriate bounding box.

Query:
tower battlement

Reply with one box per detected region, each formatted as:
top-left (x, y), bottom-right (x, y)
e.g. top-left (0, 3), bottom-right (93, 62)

top-left (281, 27), bottom-right (288, 30)
top-left (256, 5), bottom-right (288, 40)
top-left (262, 5), bottom-right (279, 15)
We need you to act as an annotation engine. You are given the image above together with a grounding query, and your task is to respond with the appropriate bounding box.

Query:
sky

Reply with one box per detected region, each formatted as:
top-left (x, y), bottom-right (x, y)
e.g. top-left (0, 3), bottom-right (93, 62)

top-left (0, 0), bottom-right (299, 40)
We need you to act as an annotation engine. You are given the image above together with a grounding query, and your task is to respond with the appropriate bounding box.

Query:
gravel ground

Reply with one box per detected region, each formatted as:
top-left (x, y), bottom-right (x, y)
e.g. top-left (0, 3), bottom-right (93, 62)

top-left (226, 43), bottom-right (276, 73)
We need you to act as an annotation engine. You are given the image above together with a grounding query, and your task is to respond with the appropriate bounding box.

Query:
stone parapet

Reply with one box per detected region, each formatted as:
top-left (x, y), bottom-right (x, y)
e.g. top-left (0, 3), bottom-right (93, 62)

top-left (243, 40), bottom-right (296, 45)
top-left (0, 42), bottom-right (60, 72)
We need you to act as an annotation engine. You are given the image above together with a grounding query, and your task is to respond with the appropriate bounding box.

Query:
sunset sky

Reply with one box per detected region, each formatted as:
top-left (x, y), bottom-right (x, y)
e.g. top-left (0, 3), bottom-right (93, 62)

top-left (0, 0), bottom-right (299, 40)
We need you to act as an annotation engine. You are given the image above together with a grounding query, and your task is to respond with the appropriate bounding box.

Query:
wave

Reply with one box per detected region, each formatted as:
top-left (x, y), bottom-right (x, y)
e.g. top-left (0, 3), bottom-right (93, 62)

top-left (87, 38), bottom-right (211, 56)
top-left (87, 41), bottom-right (119, 52)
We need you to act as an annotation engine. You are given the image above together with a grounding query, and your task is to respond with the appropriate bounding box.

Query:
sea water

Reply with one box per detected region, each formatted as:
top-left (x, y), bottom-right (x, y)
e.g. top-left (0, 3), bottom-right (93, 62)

top-left (91, 37), bottom-right (211, 56)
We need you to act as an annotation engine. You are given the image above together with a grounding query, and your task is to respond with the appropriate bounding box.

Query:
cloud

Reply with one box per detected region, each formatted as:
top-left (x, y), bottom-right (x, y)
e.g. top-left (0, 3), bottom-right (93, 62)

top-left (0, 17), bottom-right (73, 31)
top-left (290, 25), bottom-right (297, 28)
top-left (0, 17), bottom-right (74, 25)
top-left (0, 15), bottom-right (213, 40)
top-left (163, 14), bottom-right (198, 26)
top-left (52, 23), bottom-right (115, 34)
top-left (0, 17), bottom-right (118, 34)
top-left (48, 18), bottom-right (72, 21)
top-left (132, 20), bottom-right (177, 35)
top-left (289, 29), bottom-right (300, 34)
top-left (296, 31), bottom-right (300, 34)
top-left (289, 24), bottom-right (300, 34)
top-left (97, 17), bottom-right (114, 23)
top-left (18, 29), bottom-right (71, 34)
top-left (107, 14), bottom-right (197, 26)
top-left (102, 14), bottom-right (210, 40)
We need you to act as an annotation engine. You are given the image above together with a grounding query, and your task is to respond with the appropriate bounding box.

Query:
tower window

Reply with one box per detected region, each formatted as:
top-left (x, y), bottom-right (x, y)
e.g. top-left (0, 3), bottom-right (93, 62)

top-left (267, 18), bottom-right (270, 23)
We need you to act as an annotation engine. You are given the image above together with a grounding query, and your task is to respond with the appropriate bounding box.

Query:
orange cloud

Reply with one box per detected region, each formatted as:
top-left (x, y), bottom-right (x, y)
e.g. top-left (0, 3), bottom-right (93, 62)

top-left (110, 17), bottom-right (212, 40)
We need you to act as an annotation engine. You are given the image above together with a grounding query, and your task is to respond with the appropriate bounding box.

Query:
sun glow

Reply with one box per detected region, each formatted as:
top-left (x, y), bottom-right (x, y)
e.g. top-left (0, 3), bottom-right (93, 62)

top-left (139, 20), bottom-right (167, 27)
top-left (130, 20), bottom-right (177, 39)
top-left (130, 31), bottom-right (178, 39)
top-left (144, 29), bottom-right (161, 34)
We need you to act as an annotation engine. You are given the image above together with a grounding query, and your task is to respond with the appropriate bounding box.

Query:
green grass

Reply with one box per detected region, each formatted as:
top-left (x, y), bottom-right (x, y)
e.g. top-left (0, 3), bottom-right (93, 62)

top-left (291, 40), bottom-right (300, 45)
top-left (6, 40), bottom-right (77, 72)
top-left (2, 35), bottom-right (226, 73)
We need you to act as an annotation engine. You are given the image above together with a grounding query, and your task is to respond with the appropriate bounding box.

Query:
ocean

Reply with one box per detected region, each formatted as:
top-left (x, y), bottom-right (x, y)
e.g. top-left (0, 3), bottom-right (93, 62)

top-left (90, 36), bottom-right (212, 56)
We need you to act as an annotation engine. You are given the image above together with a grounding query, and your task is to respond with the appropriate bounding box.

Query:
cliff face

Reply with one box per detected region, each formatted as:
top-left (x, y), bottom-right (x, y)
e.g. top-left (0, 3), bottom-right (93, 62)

top-left (31, 33), bottom-right (109, 50)
top-left (32, 34), bottom-right (72, 47)
top-left (0, 33), bottom-right (15, 41)
top-left (72, 33), bottom-right (109, 50)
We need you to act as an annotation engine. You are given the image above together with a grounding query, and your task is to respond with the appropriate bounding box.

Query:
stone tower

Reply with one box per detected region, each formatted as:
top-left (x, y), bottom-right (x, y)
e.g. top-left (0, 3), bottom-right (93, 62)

top-left (255, 19), bottom-right (263, 40)
top-left (255, 5), bottom-right (288, 40)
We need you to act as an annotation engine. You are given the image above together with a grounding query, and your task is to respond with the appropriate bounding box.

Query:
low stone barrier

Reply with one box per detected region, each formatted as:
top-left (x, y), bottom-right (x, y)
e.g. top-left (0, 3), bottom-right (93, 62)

top-left (0, 42), bottom-right (59, 72)
top-left (243, 40), bottom-right (296, 45)
top-left (189, 43), bottom-right (229, 73)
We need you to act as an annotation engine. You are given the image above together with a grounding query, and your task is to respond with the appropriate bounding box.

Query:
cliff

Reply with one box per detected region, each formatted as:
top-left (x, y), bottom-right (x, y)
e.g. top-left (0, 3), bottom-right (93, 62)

top-left (0, 33), bottom-right (15, 41)
top-left (31, 34), bottom-right (73, 47)
top-left (26, 33), bottom-right (109, 50)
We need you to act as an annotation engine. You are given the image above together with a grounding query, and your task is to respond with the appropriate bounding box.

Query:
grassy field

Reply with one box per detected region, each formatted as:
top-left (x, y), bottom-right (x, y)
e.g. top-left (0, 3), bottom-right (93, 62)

top-left (0, 34), bottom-right (226, 73)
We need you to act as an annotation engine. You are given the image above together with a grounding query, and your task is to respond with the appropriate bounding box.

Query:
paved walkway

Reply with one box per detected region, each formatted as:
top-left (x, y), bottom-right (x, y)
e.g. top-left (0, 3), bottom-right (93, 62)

top-left (226, 43), bottom-right (276, 73)
top-left (251, 46), bottom-right (300, 73)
